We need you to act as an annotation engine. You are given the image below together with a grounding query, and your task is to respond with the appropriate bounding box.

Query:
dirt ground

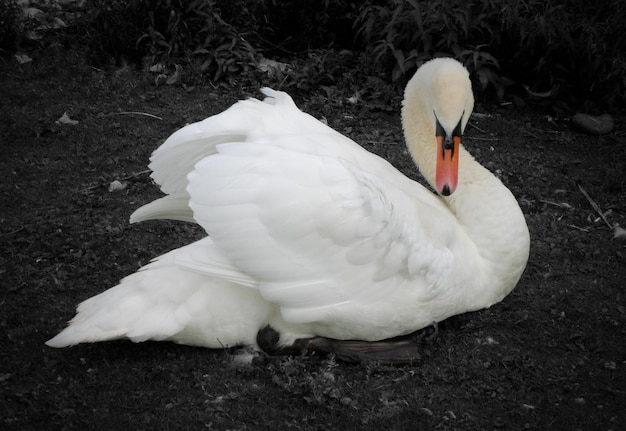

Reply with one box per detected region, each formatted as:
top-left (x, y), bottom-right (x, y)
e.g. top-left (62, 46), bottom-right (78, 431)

top-left (1, 49), bottom-right (625, 430)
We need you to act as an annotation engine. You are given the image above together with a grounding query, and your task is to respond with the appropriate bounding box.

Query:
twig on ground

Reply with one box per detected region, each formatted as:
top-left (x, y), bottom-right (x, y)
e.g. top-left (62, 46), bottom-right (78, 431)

top-left (1, 226), bottom-right (25, 237)
top-left (540, 199), bottom-right (572, 209)
top-left (522, 129), bottom-right (540, 139)
top-left (103, 111), bottom-right (163, 120)
top-left (576, 182), bottom-right (613, 230)
top-left (533, 128), bottom-right (561, 134)
top-left (465, 136), bottom-right (500, 141)
top-left (468, 122), bottom-right (488, 134)
top-left (362, 140), bottom-right (399, 145)
top-left (567, 224), bottom-right (590, 232)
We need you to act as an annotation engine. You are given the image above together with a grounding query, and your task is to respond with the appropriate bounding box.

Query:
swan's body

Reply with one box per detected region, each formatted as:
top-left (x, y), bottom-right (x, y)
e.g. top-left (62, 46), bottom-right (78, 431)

top-left (47, 59), bottom-right (530, 358)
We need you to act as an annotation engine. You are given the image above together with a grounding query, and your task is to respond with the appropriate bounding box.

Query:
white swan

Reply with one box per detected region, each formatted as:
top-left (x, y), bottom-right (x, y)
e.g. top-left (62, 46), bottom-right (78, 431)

top-left (47, 58), bottom-right (530, 362)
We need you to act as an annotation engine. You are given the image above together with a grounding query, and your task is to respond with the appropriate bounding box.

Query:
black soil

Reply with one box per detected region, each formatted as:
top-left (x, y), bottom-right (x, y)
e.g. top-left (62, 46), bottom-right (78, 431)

top-left (1, 50), bottom-right (625, 430)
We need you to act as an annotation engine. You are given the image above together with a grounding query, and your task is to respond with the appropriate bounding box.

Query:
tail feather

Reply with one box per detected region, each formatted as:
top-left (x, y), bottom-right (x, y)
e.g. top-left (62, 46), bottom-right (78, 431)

top-left (46, 271), bottom-right (190, 347)
top-left (47, 239), bottom-right (272, 349)
top-left (47, 89), bottom-right (311, 349)
top-left (130, 194), bottom-right (195, 224)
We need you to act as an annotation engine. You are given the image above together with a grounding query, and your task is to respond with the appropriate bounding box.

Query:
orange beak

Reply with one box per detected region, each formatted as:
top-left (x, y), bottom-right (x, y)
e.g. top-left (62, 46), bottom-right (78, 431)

top-left (435, 135), bottom-right (460, 196)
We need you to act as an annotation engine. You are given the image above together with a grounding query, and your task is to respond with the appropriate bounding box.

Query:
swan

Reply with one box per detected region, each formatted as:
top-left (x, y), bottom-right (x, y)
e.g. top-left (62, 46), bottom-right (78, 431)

top-left (46, 58), bottom-right (530, 363)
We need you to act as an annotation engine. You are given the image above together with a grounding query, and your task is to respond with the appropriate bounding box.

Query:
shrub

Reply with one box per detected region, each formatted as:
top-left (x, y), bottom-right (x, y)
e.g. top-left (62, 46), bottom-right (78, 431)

top-left (83, 0), bottom-right (363, 86)
top-left (136, 0), bottom-right (259, 83)
top-left (82, 0), bottom-right (260, 81)
top-left (47, 0), bottom-right (626, 108)
top-left (355, 0), bottom-right (504, 98)
top-left (497, 0), bottom-right (626, 110)
top-left (259, 0), bottom-right (359, 54)
top-left (0, 0), bottom-right (21, 53)
top-left (84, 0), bottom-right (146, 65)
top-left (355, 0), bottom-right (626, 110)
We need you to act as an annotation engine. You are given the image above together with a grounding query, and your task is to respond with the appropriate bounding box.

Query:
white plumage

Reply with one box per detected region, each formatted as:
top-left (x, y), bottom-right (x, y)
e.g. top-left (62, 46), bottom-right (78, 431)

top-left (47, 58), bottom-right (530, 354)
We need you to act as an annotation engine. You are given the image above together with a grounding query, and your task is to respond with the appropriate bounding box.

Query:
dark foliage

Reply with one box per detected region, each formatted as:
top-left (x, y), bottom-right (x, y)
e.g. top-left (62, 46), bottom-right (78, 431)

top-left (0, 0), bottom-right (21, 53)
top-left (2, 0), bottom-right (624, 109)
top-left (355, 0), bottom-right (626, 111)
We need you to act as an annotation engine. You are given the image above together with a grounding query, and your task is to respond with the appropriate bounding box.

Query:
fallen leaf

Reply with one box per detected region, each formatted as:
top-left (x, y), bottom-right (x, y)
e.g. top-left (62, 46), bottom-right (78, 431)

top-left (49, 17), bottom-right (67, 29)
top-left (154, 74), bottom-right (167, 86)
top-left (149, 63), bottom-right (165, 73)
top-left (613, 225), bottom-right (626, 240)
top-left (23, 7), bottom-right (44, 19)
top-left (166, 64), bottom-right (182, 85)
top-left (257, 57), bottom-right (290, 76)
top-left (108, 180), bottom-right (127, 192)
top-left (56, 112), bottom-right (78, 126)
top-left (15, 53), bottom-right (32, 64)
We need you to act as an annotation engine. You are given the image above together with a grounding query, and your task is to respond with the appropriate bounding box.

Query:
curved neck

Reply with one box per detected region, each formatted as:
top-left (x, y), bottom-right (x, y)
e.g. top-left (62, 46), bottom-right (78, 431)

top-left (403, 110), bottom-right (530, 307)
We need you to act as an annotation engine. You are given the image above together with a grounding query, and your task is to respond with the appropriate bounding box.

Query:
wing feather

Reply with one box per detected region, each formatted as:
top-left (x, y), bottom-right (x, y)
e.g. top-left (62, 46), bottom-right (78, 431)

top-left (132, 89), bottom-right (341, 223)
top-left (187, 133), bottom-right (469, 330)
top-left (129, 89), bottom-right (478, 339)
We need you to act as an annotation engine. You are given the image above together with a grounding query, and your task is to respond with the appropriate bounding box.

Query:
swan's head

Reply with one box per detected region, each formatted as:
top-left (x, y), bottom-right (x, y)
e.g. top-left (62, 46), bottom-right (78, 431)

top-left (402, 58), bottom-right (474, 196)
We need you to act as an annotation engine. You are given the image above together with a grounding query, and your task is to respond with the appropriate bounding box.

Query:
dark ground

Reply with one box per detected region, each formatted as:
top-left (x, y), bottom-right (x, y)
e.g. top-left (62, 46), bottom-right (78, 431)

top-left (1, 49), bottom-right (625, 430)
